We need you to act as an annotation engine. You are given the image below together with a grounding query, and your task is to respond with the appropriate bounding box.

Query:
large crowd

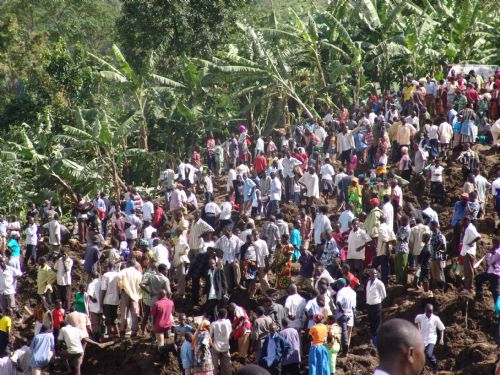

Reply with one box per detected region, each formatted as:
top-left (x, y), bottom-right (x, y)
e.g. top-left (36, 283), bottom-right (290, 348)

top-left (0, 69), bottom-right (499, 375)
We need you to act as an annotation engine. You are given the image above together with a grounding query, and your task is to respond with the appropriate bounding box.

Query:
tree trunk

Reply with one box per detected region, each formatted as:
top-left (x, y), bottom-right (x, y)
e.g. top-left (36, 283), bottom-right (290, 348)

top-left (136, 89), bottom-right (148, 151)
top-left (110, 155), bottom-right (121, 201)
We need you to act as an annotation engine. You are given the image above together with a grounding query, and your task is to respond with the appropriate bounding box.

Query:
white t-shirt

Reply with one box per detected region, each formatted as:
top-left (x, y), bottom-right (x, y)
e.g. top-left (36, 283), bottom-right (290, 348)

top-left (58, 325), bottom-right (84, 354)
top-left (415, 313), bottom-right (445, 346)
top-left (299, 173), bottom-right (320, 198)
top-left (439, 122), bottom-right (453, 143)
top-left (87, 279), bottom-right (102, 314)
top-left (347, 229), bottom-right (371, 260)
top-left (270, 178), bottom-right (282, 201)
top-left (204, 176), bottom-right (214, 193)
top-left (219, 202), bottom-right (232, 221)
top-left (153, 244), bottom-right (170, 269)
top-left (227, 169), bottom-right (237, 192)
top-left (210, 319), bottom-right (232, 352)
top-left (24, 224), bottom-right (38, 246)
top-left (101, 271), bottom-right (120, 305)
top-left (460, 223), bottom-right (480, 256)
top-left (320, 164), bottom-right (334, 181)
top-left (428, 125), bottom-right (439, 140)
top-left (253, 239), bottom-right (269, 268)
top-left (54, 257), bottom-right (73, 286)
top-left (141, 201), bottom-right (154, 222)
top-left (430, 165), bottom-right (444, 182)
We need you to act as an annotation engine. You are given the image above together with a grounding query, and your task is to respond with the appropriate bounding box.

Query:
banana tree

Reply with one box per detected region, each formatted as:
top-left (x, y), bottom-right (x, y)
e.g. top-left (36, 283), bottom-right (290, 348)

top-left (88, 44), bottom-right (184, 151)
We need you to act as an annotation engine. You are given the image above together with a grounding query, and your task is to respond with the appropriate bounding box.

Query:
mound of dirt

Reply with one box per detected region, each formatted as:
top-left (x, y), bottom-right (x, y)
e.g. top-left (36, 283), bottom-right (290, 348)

top-left (12, 143), bottom-right (500, 374)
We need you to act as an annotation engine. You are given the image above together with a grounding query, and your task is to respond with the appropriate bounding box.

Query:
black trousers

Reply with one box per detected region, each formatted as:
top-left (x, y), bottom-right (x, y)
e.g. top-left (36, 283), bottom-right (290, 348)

top-left (367, 303), bottom-right (382, 337)
top-left (476, 272), bottom-right (500, 301)
top-left (282, 362), bottom-right (299, 375)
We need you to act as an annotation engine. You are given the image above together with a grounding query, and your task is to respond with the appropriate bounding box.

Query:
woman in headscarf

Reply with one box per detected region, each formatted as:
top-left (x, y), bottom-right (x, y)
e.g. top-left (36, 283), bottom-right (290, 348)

top-left (347, 177), bottom-right (363, 215)
top-left (192, 320), bottom-right (213, 375)
top-left (308, 313), bottom-right (330, 375)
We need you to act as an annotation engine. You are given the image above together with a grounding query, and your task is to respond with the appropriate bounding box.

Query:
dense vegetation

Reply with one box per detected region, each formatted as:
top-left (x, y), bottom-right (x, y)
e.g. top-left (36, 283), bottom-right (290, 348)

top-left (0, 0), bottom-right (498, 212)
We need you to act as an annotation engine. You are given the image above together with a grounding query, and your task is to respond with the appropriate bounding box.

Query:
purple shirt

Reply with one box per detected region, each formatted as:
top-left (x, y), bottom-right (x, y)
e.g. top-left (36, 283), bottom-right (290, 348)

top-left (280, 327), bottom-right (301, 365)
top-left (487, 246), bottom-right (500, 277)
top-left (299, 251), bottom-right (315, 278)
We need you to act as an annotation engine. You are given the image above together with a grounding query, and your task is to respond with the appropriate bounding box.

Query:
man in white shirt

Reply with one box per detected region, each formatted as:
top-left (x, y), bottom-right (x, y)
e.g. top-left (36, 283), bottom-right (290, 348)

top-left (438, 121), bottom-right (453, 156)
top-left (336, 124), bottom-right (355, 165)
top-left (366, 269), bottom-right (386, 344)
top-left (336, 278), bottom-right (357, 356)
top-left (43, 213), bottom-right (61, 253)
top-left (218, 197), bottom-right (233, 231)
top-left (100, 262), bottom-right (120, 337)
top-left (421, 200), bottom-right (439, 226)
top-left (268, 171), bottom-right (282, 216)
top-left (473, 168), bottom-right (491, 219)
top-left (346, 219), bottom-right (371, 277)
top-left (284, 283), bottom-right (306, 330)
top-left (118, 259), bottom-right (143, 336)
top-left (252, 230), bottom-right (270, 296)
top-left (298, 167), bottom-right (320, 207)
top-left (87, 274), bottom-right (103, 342)
top-left (374, 318), bottom-right (425, 375)
top-left (338, 204), bottom-right (355, 232)
top-left (374, 216), bottom-right (396, 285)
top-left (125, 210), bottom-right (142, 251)
top-left (255, 134), bottom-right (265, 157)
top-left (215, 226), bottom-right (243, 291)
top-left (226, 165), bottom-right (237, 193)
top-left (161, 167), bottom-right (176, 201)
top-left (0, 256), bottom-right (22, 314)
top-left (23, 216), bottom-right (38, 268)
top-left (210, 308), bottom-right (232, 375)
top-left (313, 206), bottom-right (332, 245)
top-left (460, 217), bottom-right (481, 293)
top-left (319, 158), bottom-right (335, 203)
top-left (54, 250), bottom-right (73, 310)
top-left (189, 211), bottom-right (214, 257)
top-left (281, 152), bottom-right (301, 202)
top-left (141, 196), bottom-right (154, 222)
top-left (58, 322), bottom-right (84, 375)
top-left (152, 239), bottom-right (170, 269)
top-left (382, 195), bottom-right (394, 232)
top-left (415, 304), bottom-right (445, 373)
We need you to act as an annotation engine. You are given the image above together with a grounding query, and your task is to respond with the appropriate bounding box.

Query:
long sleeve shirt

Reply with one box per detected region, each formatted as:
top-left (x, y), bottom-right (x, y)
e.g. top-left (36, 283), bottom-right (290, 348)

top-left (215, 235), bottom-right (243, 264)
top-left (118, 266), bottom-right (143, 302)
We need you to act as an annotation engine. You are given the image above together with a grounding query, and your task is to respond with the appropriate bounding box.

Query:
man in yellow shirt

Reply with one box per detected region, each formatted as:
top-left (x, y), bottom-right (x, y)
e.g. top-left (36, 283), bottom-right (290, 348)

top-left (37, 257), bottom-right (56, 304)
top-left (0, 309), bottom-right (11, 356)
top-left (402, 81), bottom-right (415, 115)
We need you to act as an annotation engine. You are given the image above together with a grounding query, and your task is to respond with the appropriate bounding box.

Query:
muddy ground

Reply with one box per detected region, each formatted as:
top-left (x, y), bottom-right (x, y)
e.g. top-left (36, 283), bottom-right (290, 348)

top-left (13, 144), bottom-right (500, 374)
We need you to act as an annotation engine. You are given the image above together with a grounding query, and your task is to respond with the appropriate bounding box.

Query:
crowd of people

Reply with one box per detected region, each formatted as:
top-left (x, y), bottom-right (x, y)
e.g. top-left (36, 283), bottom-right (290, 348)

top-left (0, 69), bottom-right (499, 375)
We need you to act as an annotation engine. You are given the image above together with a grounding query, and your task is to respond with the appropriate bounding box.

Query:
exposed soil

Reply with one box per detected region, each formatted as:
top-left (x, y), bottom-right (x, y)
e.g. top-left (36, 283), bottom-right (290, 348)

top-left (13, 143), bottom-right (500, 374)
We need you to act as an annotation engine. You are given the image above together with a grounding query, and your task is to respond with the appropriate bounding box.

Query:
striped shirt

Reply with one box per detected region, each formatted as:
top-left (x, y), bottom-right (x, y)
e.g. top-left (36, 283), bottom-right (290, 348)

top-left (215, 235), bottom-right (243, 264)
top-left (189, 219), bottom-right (214, 250)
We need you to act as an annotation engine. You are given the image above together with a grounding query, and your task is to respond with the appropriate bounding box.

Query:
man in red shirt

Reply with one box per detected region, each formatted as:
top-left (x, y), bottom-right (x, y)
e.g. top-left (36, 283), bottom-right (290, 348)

top-left (253, 151), bottom-right (267, 175)
top-left (465, 83), bottom-right (479, 108)
top-left (342, 264), bottom-right (360, 290)
top-left (151, 289), bottom-right (174, 348)
top-left (52, 299), bottom-right (65, 352)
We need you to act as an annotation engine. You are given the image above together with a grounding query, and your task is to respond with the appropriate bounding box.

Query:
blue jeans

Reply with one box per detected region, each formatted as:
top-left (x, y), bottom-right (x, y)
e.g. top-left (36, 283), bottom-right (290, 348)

top-left (424, 344), bottom-right (438, 371)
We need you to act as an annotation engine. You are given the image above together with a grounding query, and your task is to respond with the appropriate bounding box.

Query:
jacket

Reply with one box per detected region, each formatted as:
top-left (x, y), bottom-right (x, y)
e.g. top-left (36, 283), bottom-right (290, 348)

top-left (204, 268), bottom-right (227, 300)
top-left (259, 333), bottom-right (291, 366)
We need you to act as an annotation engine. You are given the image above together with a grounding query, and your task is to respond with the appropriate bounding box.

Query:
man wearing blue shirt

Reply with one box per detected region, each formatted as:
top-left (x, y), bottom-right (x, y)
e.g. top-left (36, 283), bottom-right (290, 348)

top-left (259, 323), bottom-right (291, 374)
top-left (450, 193), bottom-right (468, 256)
top-left (242, 173), bottom-right (256, 216)
top-left (180, 332), bottom-right (194, 375)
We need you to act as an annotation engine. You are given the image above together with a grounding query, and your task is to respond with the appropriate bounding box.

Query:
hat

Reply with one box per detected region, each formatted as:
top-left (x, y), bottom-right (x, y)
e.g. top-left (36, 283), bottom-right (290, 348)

top-left (239, 125), bottom-right (247, 133)
top-left (336, 278), bottom-right (347, 287)
top-left (370, 95), bottom-right (377, 101)
top-left (370, 198), bottom-right (380, 207)
top-left (460, 192), bottom-right (469, 199)
top-left (351, 177), bottom-right (359, 183)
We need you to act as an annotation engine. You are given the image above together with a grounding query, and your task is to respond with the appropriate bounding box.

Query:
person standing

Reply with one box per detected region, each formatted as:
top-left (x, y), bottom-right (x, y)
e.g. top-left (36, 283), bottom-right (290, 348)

top-left (210, 308), bottom-right (232, 375)
top-left (54, 250), bottom-right (73, 310)
top-left (280, 318), bottom-right (301, 374)
top-left (215, 226), bottom-right (242, 291)
top-left (118, 259), bottom-right (142, 337)
top-left (23, 216), bottom-right (38, 268)
top-left (268, 171), bottom-right (282, 216)
top-left (204, 259), bottom-right (227, 320)
top-left (366, 269), bottom-right (386, 346)
top-left (476, 236), bottom-right (500, 303)
top-left (43, 213), bottom-right (61, 255)
top-left (30, 324), bottom-right (55, 375)
top-left (284, 284), bottom-right (306, 331)
top-left (415, 304), bottom-right (445, 374)
top-left (57, 321), bottom-right (84, 375)
top-left (346, 218), bottom-right (371, 279)
top-left (313, 206), bottom-right (332, 246)
top-left (151, 289), bottom-right (174, 348)
top-left (0, 309), bottom-right (11, 356)
top-left (460, 217), bottom-right (481, 294)
top-left (308, 313), bottom-right (330, 375)
top-left (242, 173), bottom-right (257, 217)
top-left (87, 273), bottom-right (103, 342)
top-left (259, 323), bottom-right (291, 375)
top-left (373, 216), bottom-right (396, 285)
top-left (0, 256), bottom-right (22, 315)
top-left (298, 167), bottom-right (320, 208)
top-left (100, 262), bottom-right (120, 337)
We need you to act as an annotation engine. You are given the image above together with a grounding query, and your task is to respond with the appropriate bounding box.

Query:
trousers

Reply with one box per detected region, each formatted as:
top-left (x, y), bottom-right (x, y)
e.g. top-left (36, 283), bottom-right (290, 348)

top-left (367, 303), bottom-right (382, 337)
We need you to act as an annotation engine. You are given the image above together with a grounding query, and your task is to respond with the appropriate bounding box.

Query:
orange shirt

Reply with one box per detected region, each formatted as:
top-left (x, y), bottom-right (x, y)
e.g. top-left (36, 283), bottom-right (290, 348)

top-left (309, 323), bottom-right (328, 345)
